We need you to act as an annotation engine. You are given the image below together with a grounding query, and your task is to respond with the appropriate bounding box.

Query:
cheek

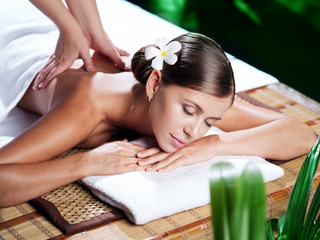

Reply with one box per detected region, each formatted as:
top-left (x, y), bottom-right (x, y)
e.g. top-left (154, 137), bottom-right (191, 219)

top-left (150, 98), bottom-right (181, 131)
top-left (149, 96), bottom-right (183, 151)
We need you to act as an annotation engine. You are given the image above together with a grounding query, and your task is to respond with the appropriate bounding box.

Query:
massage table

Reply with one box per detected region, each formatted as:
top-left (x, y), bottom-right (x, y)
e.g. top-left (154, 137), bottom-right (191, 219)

top-left (1, 0), bottom-right (320, 239)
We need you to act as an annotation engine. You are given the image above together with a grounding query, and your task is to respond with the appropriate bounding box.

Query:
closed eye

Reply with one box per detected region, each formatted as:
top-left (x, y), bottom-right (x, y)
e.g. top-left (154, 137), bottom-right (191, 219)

top-left (205, 118), bottom-right (220, 128)
top-left (183, 105), bottom-right (196, 116)
top-left (205, 121), bottom-right (212, 128)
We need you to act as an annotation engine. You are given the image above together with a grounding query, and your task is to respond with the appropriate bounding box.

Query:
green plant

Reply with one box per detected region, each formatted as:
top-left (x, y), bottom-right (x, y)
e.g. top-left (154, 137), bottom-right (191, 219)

top-left (210, 162), bottom-right (266, 240)
top-left (267, 136), bottom-right (320, 240)
top-left (209, 136), bottom-right (320, 240)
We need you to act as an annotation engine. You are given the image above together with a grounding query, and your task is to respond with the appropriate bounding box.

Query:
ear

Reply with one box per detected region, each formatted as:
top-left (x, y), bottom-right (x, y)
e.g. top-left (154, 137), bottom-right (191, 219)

top-left (146, 70), bottom-right (162, 99)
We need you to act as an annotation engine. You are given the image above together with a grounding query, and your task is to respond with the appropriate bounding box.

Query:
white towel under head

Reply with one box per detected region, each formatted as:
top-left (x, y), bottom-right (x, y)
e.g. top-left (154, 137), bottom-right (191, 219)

top-left (81, 128), bottom-right (284, 224)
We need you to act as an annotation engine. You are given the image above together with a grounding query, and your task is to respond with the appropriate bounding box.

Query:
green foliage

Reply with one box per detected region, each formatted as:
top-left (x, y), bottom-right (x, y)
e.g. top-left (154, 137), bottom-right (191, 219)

top-left (267, 136), bottom-right (320, 240)
top-left (210, 162), bottom-right (266, 240)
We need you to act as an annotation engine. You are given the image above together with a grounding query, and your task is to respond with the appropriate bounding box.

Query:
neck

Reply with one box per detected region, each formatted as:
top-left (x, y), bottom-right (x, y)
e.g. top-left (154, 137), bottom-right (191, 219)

top-left (117, 84), bottom-right (153, 136)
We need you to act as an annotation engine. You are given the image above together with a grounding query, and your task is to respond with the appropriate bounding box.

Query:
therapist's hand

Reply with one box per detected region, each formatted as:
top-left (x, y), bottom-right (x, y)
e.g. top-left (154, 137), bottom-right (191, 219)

top-left (33, 30), bottom-right (130, 90)
top-left (33, 27), bottom-right (94, 90)
top-left (90, 31), bottom-right (130, 71)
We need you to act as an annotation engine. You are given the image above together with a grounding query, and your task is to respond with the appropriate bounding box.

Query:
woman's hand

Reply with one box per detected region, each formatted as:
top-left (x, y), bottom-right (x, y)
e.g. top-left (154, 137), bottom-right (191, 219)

top-left (137, 135), bottom-right (219, 173)
top-left (84, 140), bottom-right (148, 175)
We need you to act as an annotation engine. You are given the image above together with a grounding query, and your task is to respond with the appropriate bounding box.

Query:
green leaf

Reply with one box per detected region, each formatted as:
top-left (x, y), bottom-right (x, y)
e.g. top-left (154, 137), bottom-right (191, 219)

top-left (266, 220), bottom-right (276, 240)
top-left (241, 163), bottom-right (266, 240)
top-left (210, 162), bottom-right (265, 240)
top-left (301, 181), bottom-right (320, 239)
top-left (210, 162), bottom-right (237, 240)
top-left (282, 136), bottom-right (320, 239)
top-left (233, 0), bottom-right (262, 25)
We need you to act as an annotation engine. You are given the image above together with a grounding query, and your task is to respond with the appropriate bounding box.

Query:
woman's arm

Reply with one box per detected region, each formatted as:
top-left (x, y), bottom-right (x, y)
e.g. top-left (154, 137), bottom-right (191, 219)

top-left (0, 72), bottom-right (146, 206)
top-left (137, 98), bottom-right (318, 172)
top-left (0, 141), bottom-right (146, 207)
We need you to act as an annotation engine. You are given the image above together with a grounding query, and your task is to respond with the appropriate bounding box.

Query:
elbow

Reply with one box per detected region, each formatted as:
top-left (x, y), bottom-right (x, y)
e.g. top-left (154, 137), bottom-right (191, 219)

top-left (0, 188), bottom-right (13, 208)
top-left (289, 118), bottom-right (318, 156)
top-left (302, 125), bottom-right (318, 154)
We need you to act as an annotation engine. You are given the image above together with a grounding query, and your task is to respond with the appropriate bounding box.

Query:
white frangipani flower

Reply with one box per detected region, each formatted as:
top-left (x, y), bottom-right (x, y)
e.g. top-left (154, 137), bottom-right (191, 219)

top-left (145, 38), bottom-right (182, 70)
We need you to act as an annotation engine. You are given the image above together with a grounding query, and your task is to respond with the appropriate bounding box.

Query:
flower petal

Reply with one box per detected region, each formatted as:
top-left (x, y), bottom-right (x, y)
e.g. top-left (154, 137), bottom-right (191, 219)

top-left (151, 55), bottom-right (164, 70)
top-left (165, 41), bottom-right (182, 54)
top-left (145, 46), bottom-right (160, 60)
top-left (155, 38), bottom-right (167, 50)
top-left (163, 53), bottom-right (178, 65)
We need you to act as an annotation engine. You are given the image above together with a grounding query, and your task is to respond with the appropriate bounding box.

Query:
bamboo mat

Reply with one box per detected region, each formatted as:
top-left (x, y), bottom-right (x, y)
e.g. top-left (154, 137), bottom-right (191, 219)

top-left (1, 82), bottom-right (319, 240)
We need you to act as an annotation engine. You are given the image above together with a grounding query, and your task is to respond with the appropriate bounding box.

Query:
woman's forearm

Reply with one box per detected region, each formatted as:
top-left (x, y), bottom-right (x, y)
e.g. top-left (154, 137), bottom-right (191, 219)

top-left (0, 151), bottom-right (88, 207)
top-left (215, 118), bottom-right (317, 160)
top-left (0, 140), bottom-right (146, 207)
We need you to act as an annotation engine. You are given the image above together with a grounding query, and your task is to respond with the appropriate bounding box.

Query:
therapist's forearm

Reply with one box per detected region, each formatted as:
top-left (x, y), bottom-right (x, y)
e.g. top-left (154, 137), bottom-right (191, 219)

top-left (29, 0), bottom-right (80, 33)
top-left (65, 0), bottom-right (104, 39)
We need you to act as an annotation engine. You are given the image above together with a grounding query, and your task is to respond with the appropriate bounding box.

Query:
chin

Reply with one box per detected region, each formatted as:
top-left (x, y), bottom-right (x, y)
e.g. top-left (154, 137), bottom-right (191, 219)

top-left (156, 137), bottom-right (176, 153)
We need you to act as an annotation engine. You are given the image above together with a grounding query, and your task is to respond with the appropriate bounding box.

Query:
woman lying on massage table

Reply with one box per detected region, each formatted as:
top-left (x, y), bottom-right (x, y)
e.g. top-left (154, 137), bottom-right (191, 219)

top-left (0, 33), bottom-right (317, 207)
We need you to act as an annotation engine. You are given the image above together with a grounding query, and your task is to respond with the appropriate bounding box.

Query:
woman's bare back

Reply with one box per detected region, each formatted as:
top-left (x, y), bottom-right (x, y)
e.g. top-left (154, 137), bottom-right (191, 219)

top-left (18, 53), bottom-right (139, 148)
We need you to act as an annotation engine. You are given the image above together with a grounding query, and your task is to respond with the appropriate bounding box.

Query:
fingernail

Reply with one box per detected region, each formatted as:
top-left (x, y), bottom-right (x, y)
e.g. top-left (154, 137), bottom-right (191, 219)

top-left (38, 83), bottom-right (44, 88)
top-left (145, 167), bottom-right (152, 172)
top-left (138, 161), bottom-right (144, 166)
top-left (157, 169), bottom-right (163, 173)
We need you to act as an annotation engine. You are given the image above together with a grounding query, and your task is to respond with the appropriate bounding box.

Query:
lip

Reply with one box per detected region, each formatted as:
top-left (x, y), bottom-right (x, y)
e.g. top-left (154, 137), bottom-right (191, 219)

top-left (170, 134), bottom-right (185, 148)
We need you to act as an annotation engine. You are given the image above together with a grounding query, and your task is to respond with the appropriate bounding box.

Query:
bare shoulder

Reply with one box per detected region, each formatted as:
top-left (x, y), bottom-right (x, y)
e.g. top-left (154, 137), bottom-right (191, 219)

top-left (214, 97), bottom-right (289, 132)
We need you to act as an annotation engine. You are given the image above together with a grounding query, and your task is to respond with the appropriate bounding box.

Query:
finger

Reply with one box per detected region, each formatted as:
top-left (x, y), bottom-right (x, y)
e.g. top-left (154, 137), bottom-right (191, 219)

top-left (137, 152), bottom-right (169, 166)
top-left (125, 143), bottom-right (147, 152)
top-left (36, 60), bottom-right (60, 89)
top-left (108, 49), bottom-right (128, 71)
top-left (117, 48), bottom-right (130, 57)
top-left (137, 147), bottom-right (162, 158)
top-left (156, 159), bottom-right (182, 173)
top-left (38, 61), bottom-right (70, 89)
top-left (145, 151), bottom-right (183, 172)
top-left (81, 51), bottom-right (95, 72)
top-left (33, 55), bottom-right (56, 89)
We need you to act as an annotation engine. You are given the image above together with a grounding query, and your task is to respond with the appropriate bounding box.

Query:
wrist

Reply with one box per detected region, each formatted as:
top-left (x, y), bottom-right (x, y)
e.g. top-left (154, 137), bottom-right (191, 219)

top-left (72, 151), bottom-right (92, 178)
top-left (206, 134), bottom-right (223, 156)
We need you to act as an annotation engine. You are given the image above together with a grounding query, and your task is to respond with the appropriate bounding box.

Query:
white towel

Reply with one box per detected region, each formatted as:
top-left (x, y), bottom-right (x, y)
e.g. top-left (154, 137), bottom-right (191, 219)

top-left (81, 128), bottom-right (284, 224)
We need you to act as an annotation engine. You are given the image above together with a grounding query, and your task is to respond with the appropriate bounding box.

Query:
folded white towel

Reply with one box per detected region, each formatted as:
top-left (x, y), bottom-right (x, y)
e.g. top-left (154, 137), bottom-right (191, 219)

top-left (81, 128), bottom-right (284, 224)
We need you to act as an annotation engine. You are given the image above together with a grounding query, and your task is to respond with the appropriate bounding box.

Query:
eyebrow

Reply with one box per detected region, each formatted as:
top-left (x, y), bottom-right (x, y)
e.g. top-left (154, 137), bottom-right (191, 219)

top-left (185, 99), bottom-right (222, 121)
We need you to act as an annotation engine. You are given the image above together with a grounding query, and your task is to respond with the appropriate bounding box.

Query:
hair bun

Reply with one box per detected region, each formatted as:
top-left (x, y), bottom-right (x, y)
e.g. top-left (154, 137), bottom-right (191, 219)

top-left (131, 46), bottom-right (154, 85)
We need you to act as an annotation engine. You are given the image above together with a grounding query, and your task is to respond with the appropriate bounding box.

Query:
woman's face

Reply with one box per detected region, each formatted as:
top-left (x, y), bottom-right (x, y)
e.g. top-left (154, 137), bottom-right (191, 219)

top-left (149, 83), bottom-right (233, 152)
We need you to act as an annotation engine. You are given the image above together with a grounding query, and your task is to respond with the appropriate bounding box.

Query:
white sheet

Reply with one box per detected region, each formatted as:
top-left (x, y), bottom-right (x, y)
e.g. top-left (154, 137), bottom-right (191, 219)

top-left (0, 0), bottom-right (278, 135)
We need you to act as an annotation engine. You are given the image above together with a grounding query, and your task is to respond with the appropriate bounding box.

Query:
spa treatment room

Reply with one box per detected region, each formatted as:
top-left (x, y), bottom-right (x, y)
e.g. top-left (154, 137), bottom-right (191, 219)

top-left (0, 0), bottom-right (319, 239)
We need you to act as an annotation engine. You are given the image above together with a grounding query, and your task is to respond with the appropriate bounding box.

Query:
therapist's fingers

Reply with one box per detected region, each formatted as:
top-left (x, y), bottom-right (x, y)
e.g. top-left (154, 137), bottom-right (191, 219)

top-left (33, 55), bottom-right (55, 89)
top-left (80, 49), bottom-right (95, 72)
top-left (117, 48), bottom-right (130, 57)
top-left (36, 57), bottom-right (72, 89)
top-left (108, 48), bottom-right (130, 71)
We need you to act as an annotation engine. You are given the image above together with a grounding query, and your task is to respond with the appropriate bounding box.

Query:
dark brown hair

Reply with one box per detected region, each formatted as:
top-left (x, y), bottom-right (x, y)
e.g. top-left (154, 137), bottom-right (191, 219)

top-left (131, 32), bottom-right (235, 100)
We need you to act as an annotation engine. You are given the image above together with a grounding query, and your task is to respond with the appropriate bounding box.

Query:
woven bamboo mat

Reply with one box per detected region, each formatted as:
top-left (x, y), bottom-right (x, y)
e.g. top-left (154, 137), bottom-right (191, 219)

top-left (1, 82), bottom-right (319, 240)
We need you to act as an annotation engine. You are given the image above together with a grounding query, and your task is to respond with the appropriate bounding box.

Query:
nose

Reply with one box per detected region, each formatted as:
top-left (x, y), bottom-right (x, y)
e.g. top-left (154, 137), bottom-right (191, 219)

top-left (184, 118), bottom-right (206, 140)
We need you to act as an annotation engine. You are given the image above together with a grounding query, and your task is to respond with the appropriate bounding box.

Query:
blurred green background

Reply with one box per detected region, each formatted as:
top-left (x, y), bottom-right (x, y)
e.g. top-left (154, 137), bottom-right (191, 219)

top-left (128, 0), bottom-right (320, 101)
